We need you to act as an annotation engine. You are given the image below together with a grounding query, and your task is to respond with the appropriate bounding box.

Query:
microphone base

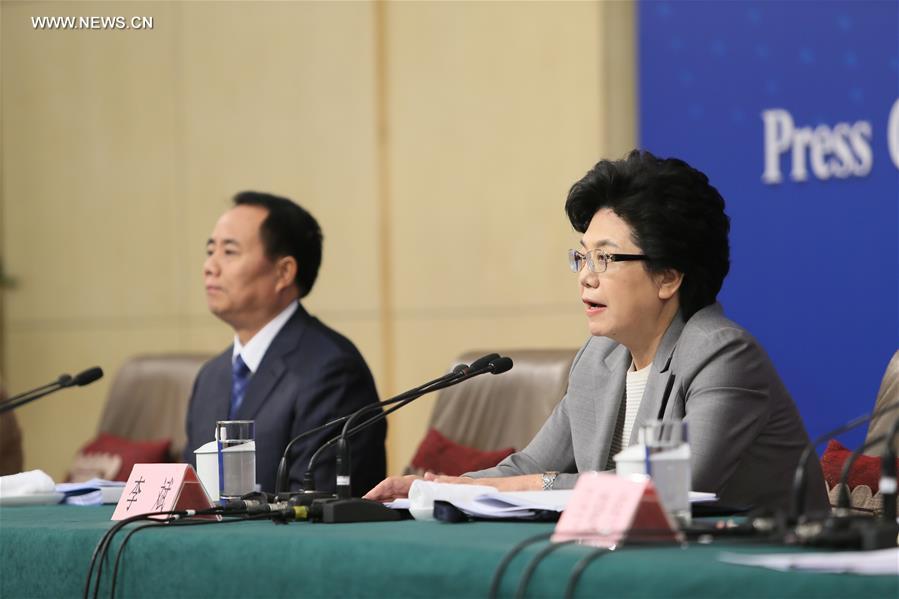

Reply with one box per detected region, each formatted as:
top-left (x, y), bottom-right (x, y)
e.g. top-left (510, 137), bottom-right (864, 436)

top-left (310, 498), bottom-right (402, 523)
top-left (791, 514), bottom-right (899, 550)
top-left (284, 490), bottom-right (336, 506)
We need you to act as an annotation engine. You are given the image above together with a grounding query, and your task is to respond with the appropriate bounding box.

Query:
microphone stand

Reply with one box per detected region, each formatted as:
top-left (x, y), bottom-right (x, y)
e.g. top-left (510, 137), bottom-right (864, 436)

top-left (307, 357), bottom-right (513, 523)
top-left (789, 401), bottom-right (899, 525)
top-left (0, 370), bottom-right (101, 414)
top-left (791, 431), bottom-right (899, 549)
top-left (273, 362), bottom-right (474, 501)
top-left (880, 420), bottom-right (898, 524)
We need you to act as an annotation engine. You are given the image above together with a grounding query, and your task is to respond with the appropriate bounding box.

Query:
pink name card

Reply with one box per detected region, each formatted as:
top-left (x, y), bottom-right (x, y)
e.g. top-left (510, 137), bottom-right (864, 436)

top-left (112, 463), bottom-right (217, 521)
top-left (552, 472), bottom-right (677, 548)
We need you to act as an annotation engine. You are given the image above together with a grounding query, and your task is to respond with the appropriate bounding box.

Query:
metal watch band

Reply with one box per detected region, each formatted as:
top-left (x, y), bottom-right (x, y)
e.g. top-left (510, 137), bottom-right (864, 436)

top-left (542, 471), bottom-right (559, 491)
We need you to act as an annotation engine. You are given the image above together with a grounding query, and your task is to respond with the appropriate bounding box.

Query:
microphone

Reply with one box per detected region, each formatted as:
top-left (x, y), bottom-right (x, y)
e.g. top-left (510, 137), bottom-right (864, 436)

top-left (273, 361), bottom-right (472, 498)
top-left (325, 354), bottom-right (509, 496)
top-left (70, 367), bottom-right (104, 387)
top-left (305, 354), bottom-right (514, 523)
top-left (0, 366), bottom-right (103, 414)
top-left (328, 359), bottom-right (487, 500)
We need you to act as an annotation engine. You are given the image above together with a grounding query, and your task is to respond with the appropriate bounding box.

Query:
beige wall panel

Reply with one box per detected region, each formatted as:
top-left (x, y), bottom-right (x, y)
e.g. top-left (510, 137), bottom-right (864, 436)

top-left (385, 1), bottom-right (603, 314)
top-left (8, 324), bottom-right (195, 480)
top-left (382, 2), bottom-right (610, 473)
top-left (3, 1), bottom-right (180, 325)
top-left (176, 2), bottom-right (382, 324)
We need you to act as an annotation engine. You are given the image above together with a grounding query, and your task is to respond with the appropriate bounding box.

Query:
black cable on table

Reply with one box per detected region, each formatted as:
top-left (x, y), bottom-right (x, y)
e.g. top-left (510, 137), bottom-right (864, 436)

top-left (84, 508), bottom-right (223, 599)
top-left (487, 532), bottom-right (553, 599)
top-left (85, 512), bottom-right (170, 599)
top-left (514, 539), bottom-right (577, 599)
top-left (563, 547), bottom-right (610, 599)
top-left (108, 522), bottom-right (162, 599)
top-left (108, 512), bottom-right (271, 599)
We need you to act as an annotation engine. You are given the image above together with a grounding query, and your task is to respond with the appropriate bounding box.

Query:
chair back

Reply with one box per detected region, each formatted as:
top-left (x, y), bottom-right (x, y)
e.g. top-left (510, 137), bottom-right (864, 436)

top-left (98, 354), bottom-right (212, 461)
top-left (426, 349), bottom-right (576, 452)
top-left (864, 349), bottom-right (899, 453)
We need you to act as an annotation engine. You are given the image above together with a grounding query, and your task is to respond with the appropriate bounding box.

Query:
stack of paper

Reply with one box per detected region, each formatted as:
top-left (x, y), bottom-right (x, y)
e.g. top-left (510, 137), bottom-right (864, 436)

top-left (391, 480), bottom-right (718, 521)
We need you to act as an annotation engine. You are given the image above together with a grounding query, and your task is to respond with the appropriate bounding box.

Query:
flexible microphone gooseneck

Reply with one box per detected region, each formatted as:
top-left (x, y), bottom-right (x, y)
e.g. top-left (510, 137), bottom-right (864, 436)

top-left (303, 355), bottom-right (514, 523)
top-left (880, 420), bottom-right (899, 523)
top-left (315, 354), bottom-right (510, 498)
top-left (0, 366), bottom-right (103, 414)
top-left (272, 361), bottom-right (474, 498)
top-left (834, 432), bottom-right (891, 511)
top-left (305, 356), bottom-right (512, 523)
top-left (330, 354), bottom-right (498, 499)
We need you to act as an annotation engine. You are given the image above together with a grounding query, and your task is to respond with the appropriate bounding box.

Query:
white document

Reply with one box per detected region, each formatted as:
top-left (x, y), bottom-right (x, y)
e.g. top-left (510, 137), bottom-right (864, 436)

top-left (408, 481), bottom-right (576, 520)
top-left (718, 548), bottom-right (899, 576)
top-left (393, 480), bottom-right (717, 520)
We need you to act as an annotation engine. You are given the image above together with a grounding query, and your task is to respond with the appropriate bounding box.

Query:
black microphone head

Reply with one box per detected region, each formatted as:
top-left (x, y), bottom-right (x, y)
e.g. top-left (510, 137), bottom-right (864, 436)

top-left (469, 353), bottom-right (501, 372)
top-left (451, 363), bottom-right (470, 375)
top-left (72, 367), bottom-right (103, 387)
top-left (488, 357), bottom-right (514, 374)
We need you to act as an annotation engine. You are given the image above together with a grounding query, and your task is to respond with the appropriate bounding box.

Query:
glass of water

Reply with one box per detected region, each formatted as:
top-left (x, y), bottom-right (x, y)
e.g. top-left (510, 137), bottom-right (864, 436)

top-left (215, 420), bottom-right (256, 503)
top-left (640, 419), bottom-right (691, 526)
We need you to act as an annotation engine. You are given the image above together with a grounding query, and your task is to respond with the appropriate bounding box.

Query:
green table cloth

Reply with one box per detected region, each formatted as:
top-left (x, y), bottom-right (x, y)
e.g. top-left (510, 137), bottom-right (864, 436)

top-left (0, 505), bottom-right (895, 598)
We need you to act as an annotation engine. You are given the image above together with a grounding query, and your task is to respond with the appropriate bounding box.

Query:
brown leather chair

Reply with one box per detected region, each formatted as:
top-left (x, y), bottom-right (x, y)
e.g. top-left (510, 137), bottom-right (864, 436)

top-left (864, 349), bottom-right (899, 454)
top-left (96, 354), bottom-right (212, 462)
top-left (420, 349), bottom-right (576, 455)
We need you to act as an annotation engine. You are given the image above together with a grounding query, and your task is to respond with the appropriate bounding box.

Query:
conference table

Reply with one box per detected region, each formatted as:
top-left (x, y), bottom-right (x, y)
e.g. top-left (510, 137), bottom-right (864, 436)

top-left (0, 505), bottom-right (895, 598)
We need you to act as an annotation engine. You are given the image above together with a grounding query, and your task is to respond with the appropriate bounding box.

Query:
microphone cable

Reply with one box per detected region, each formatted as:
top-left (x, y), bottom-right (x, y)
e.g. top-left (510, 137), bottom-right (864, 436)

top-left (514, 540), bottom-right (578, 599)
top-left (107, 522), bottom-right (162, 599)
top-left (107, 511), bottom-right (275, 599)
top-left (488, 532), bottom-right (553, 599)
top-left (85, 507), bottom-right (226, 599)
top-left (563, 547), bottom-right (611, 599)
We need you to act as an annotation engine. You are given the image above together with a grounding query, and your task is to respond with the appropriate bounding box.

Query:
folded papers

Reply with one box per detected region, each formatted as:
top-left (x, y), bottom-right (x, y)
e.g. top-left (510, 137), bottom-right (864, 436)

top-left (389, 480), bottom-right (718, 521)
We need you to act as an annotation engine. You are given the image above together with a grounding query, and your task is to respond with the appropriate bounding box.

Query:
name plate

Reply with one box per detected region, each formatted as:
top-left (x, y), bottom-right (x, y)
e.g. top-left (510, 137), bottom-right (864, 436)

top-left (552, 472), bottom-right (677, 548)
top-left (111, 463), bottom-right (217, 521)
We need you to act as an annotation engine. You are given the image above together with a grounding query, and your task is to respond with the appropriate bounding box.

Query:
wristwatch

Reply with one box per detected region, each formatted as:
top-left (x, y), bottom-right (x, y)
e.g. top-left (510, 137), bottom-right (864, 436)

top-left (542, 471), bottom-right (559, 491)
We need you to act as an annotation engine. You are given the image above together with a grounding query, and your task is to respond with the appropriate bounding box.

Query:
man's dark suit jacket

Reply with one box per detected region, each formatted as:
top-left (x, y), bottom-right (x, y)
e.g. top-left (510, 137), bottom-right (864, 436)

top-left (184, 304), bottom-right (386, 496)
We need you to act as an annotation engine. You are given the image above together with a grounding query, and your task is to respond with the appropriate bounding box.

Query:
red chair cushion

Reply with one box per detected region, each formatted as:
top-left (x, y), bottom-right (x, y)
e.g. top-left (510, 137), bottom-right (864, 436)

top-left (70, 432), bottom-right (171, 482)
top-left (820, 438), bottom-right (898, 493)
top-left (410, 428), bottom-right (515, 477)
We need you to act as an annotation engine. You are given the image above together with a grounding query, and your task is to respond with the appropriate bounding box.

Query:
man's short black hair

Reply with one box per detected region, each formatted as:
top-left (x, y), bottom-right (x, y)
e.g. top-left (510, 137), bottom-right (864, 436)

top-left (564, 150), bottom-right (730, 320)
top-left (233, 191), bottom-right (323, 299)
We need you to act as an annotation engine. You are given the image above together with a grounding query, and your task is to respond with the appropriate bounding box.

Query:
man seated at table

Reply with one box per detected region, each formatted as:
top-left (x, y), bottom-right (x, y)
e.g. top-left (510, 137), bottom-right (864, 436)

top-left (365, 150), bottom-right (829, 514)
top-left (185, 191), bottom-right (386, 495)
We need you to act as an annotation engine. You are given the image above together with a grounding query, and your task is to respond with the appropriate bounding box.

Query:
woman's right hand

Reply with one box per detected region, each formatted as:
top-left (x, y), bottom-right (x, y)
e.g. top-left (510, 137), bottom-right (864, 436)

top-left (362, 475), bottom-right (422, 502)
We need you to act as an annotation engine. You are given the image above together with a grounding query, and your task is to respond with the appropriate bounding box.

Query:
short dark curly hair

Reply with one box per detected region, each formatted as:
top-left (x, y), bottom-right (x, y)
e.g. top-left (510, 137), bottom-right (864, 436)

top-left (564, 150), bottom-right (730, 320)
top-left (233, 191), bottom-right (323, 299)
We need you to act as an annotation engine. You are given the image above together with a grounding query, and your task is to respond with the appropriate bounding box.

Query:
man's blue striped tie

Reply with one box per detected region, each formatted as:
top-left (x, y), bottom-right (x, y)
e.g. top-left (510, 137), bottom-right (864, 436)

top-left (229, 355), bottom-right (251, 418)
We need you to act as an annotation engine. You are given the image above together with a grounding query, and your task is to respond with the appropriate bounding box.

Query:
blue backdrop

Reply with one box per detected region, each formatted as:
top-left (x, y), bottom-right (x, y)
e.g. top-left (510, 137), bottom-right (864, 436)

top-left (639, 0), bottom-right (899, 448)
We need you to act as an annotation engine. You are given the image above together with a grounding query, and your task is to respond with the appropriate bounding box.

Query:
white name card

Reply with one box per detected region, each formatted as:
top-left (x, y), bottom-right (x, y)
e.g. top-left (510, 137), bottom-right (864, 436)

top-left (552, 472), bottom-right (678, 548)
